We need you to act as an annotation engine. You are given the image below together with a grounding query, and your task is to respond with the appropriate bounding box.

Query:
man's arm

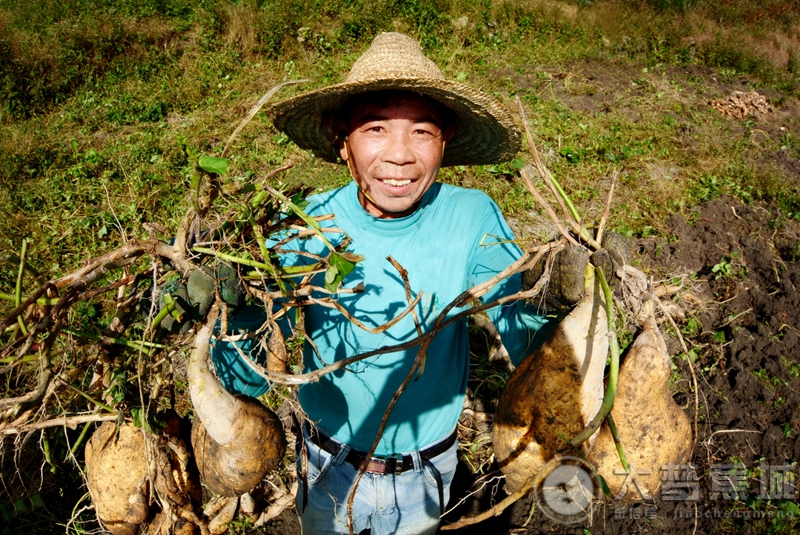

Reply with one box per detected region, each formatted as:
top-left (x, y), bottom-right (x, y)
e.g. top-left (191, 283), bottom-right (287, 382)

top-left (467, 196), bottom-right (557, 367)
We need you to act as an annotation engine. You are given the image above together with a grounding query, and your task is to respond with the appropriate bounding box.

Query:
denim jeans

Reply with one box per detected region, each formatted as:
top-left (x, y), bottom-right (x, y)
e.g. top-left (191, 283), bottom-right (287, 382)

top-left (295, 427), bottom-right (459, 535)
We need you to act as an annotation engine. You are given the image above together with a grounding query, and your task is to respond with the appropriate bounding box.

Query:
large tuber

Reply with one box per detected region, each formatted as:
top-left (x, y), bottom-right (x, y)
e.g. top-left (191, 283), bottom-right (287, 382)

top-left (493, 272), bottom-right (608, 492)
top-left (85, 422), bottom-right (151, 535)
top-left (188, 310), bottom-right (286, 497)
top-left (587, 314), bottom-right (692, 500)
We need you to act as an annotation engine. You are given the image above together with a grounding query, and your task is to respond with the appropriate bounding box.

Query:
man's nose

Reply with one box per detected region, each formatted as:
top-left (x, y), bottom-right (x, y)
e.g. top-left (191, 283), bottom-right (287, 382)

top-left (382, 130), bottom-right (416, 165)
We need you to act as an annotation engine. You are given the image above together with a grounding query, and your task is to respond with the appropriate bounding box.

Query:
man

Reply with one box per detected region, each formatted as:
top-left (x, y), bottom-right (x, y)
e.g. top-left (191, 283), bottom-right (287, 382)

top-left (216, 32), bottom-right (555, 534)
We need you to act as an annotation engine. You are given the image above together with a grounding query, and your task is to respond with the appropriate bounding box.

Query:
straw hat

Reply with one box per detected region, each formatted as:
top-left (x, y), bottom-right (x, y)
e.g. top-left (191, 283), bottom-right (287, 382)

top-left (267, 32), bottom-right (521, 167)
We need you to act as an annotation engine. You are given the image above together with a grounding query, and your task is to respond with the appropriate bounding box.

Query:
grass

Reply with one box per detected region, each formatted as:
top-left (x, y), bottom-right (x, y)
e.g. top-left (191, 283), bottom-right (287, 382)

top-left (3, 1), bottom-right (800, 276)
top-left (3, 0), bottom-right (800, 532)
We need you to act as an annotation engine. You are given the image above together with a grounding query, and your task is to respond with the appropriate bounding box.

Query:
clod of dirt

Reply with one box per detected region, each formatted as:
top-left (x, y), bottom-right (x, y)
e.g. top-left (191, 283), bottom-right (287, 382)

top-left (85, 422), bottom-right (151, 535)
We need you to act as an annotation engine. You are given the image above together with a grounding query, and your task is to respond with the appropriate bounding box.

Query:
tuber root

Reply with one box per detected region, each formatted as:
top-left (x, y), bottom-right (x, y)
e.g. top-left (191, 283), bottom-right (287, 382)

top-left (493, 270), bottom-right (608, 492)
top-left (587, 314), bottom-right (692, 501)
top-left (188, 310), bottom-right (286, 497)
top-left (85, 422), bottom-right (151, 535)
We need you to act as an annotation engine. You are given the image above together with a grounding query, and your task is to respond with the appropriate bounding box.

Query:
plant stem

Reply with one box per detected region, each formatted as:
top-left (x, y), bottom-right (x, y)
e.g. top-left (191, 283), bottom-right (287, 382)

top-left (15, 239), bottom-right (29, 336)
top-left (70, 420), bottom-right (94, 458)
top-left (150, 299), bottom-right (175, 332)
top-left (63, 328), bottom-right (164, 354)
top-left (58, 379), bottom-right (117, 413)
top-left (162, 293), bottom-right (183, 322)
top-left (42, 429), bottom-right (57, 474)
top-left (194, 246), bottom-right (322, 278)
top-left (606, 413), bottom-right (630, 473)
top-left (249, 215), bottom-right (288, 294)
top-left (0, 354), bottom-right (39, 364)
top-left (193, 246), bottom-right (272, 270)
top-left (547, 173), bottom-right (582, 226)
top-left (0, 292), bottom-right (59, 306)
top-left (261, 184), bottom-right (336, 251)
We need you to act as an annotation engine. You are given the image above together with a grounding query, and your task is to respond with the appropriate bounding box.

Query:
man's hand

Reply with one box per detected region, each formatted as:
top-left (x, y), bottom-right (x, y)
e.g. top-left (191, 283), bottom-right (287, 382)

top-left (523, 232), bottom-right (632, 312)
top-left (186, 262), bottom-right (245, 318)
top-left (142, 262), bottom-right (246, 333)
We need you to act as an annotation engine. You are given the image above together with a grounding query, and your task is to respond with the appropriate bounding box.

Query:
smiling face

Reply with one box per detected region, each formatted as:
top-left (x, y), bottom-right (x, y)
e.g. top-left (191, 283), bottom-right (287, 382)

top-left (338, 92), bottom-right (454, 219)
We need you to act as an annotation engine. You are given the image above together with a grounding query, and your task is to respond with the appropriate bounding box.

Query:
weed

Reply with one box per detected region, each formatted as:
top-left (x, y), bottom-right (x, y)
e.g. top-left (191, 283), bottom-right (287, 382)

top-left (781, 356), bottom-right (800, 379)
top-left (752, 368), bottom-right (788, 391)
top-left (682, 317), bottom-right (701, 337)
top-left (712, 256), bottom-right (734, 279)
top-left (780, 422), bottom-right (793, 438)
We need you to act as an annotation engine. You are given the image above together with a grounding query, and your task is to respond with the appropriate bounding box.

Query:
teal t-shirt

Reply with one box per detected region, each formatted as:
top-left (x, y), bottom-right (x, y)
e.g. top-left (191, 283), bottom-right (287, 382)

top-left (213, 181), bottom-right (552, 455)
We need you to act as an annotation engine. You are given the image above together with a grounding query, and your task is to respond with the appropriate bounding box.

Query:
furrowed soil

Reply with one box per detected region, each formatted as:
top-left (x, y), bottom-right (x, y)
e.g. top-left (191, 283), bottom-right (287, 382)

top-left (442, 194), bottom-right (800, 535)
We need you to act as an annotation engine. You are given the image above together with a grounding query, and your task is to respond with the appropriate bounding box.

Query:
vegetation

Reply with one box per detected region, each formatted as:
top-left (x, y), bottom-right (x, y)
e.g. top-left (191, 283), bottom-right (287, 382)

top-left (2, 0), bottom-right (800, 533)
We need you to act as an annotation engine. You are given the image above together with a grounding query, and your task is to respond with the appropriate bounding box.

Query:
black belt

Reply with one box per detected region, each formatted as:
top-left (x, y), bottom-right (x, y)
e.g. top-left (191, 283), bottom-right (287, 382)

top-left (306, 424), bottom-right (457, 476)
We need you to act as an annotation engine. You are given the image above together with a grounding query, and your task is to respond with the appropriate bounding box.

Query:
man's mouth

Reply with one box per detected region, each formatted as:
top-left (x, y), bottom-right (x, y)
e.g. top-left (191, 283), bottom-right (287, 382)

top-left (380, 179), bottom-right (412, 187)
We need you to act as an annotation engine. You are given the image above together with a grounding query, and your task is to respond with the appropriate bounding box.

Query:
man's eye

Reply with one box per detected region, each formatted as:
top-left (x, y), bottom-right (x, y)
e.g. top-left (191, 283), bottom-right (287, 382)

top-left (414, 129), bottom-right (438, 138)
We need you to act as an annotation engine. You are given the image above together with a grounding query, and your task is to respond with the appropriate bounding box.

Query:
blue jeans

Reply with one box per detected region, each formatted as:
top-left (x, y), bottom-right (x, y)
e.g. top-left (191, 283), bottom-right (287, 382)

top-left (295, 427), bottom-right (459, 535)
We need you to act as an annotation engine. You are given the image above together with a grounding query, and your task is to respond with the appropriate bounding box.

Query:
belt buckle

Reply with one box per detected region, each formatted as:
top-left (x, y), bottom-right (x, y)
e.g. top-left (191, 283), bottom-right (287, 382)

top-left (359, 457), bottom-right (391, 474)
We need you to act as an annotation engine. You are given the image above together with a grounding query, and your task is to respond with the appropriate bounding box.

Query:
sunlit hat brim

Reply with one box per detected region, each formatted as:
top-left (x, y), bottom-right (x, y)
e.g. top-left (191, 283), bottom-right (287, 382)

top-left (268, 77), bottom-right (520, 167)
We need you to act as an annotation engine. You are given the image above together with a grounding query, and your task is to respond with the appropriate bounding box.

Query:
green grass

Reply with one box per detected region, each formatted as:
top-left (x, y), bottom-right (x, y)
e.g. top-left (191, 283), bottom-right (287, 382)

top-left (2, 0), bottom-right (799, 267)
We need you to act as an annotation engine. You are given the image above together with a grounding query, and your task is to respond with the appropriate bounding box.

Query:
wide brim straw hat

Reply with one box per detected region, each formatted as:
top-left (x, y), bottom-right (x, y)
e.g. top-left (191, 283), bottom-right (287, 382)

top-left (267, 32), bottom-right (521, 167)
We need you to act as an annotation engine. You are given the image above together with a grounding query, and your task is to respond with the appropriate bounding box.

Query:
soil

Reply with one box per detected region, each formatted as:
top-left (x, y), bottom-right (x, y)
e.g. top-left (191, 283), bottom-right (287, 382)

top-left (438, 195), bottom-right (800, 535)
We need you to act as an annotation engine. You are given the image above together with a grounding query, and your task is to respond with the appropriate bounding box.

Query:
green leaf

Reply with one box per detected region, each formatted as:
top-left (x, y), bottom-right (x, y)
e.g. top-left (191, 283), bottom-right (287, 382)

top-left (510, 157), bottom-right (526, 170)
top-left (780, 422), bottom-right (793, 438)
top-left (131, 407), bottom-right (167, 435)
top-left (291, 190), bottom-right (310, 210)
top-left (325, 253), bottom-right (358, 293)
top-left (324, 265), bottom-right (339, 290)
top-left (198, 155), bottom-right (228, 175)
top-left (12, 499), bottom-right (27, 514)
top-left (779, 500), bottom-right (800, 514)
top-left (30, 494), bottom-right (44, 509)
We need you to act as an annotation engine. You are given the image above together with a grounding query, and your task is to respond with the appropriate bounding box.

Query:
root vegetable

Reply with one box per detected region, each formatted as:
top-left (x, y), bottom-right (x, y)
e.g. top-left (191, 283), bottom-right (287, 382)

top-left (493, 272), bottom-right (608, 493)
top-left (207, 496), bottom-right (239, 535)
top-left (189, 312), bottom-right (286, 497)
top-left (587, 315), bottom-right (692, 500)
top-left (85, 422), bottom-right (150, 535)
